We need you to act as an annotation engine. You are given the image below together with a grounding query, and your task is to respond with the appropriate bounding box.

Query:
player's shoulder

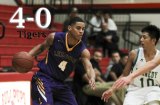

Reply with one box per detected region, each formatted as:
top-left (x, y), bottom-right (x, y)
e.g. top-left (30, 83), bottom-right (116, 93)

top-left (47, 33), bottom-right (55, 38)
top-left (47, 32), bottom-right (66, 40)
top-left (46, 32), bottom-right (55, 41)
top-left (54, 32), bottom-right (65, 35)
top-left (81, 48), bottom-right (90, 58)
top-left (54, 32), bottom-right (66, 38)
top-left (129, 48), bottom-right (139, 61)
top-left (43, 33), bottom-right (55, 47)
top-left (130, 48), bottom-right (139, 55)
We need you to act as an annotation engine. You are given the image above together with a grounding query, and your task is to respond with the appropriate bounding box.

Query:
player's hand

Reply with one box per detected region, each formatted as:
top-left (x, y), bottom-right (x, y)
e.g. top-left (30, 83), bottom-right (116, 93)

top-left (88, 77), bottom-right (96, 90)
top-left (101, 88), bottom-right (114, 102)
top-left (114, 75), bottom-right (133, 89)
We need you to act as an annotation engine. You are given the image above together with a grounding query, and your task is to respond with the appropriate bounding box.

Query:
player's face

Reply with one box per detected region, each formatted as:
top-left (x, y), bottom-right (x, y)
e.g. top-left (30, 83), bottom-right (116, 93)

top-left (140, 32), bottom-right (155, 49)
top-left (69, 22), bottom-right (85, 40)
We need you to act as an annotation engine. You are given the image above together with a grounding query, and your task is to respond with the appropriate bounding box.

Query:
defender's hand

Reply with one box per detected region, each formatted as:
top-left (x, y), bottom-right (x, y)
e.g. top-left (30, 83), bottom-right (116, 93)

top-left (101, 88), bottom-right (114, 102)
top-left (114, 75), bottom-right (133, 89)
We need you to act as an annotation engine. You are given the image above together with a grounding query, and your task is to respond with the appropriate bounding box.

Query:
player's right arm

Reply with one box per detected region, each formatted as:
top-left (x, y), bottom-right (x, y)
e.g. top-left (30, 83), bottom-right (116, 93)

top-left (28, 33), bottom-right (55, 57)
top-left (115, 54), bottom-right (160, 89)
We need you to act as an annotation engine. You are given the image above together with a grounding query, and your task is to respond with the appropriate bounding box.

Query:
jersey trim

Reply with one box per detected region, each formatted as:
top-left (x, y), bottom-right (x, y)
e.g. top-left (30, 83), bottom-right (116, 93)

top-left (131, 49), bottom-right (140, 72)
top-left (45, 52), bottom-right (48, 64)
top-left (65, 33), bottom-right (81, 52)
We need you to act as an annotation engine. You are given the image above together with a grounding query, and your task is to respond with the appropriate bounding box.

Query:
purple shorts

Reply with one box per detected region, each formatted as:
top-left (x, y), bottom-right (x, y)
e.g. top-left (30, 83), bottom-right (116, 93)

top-left (31, 72), bottom-right (77, 105)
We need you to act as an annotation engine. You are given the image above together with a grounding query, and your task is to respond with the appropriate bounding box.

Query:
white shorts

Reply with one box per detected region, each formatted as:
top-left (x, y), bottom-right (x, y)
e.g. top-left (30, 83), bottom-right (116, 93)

top-left (123, 86), bottom-right (160, 105)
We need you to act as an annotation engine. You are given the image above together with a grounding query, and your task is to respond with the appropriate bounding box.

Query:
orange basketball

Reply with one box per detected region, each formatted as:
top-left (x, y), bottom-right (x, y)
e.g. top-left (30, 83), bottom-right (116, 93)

top-left (12, 51), bottom-right (34, 73)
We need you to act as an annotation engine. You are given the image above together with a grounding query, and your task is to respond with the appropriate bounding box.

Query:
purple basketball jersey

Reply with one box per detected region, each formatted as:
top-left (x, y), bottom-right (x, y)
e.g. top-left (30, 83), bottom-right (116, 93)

top-left (37, 32), bottom-right (86, 81)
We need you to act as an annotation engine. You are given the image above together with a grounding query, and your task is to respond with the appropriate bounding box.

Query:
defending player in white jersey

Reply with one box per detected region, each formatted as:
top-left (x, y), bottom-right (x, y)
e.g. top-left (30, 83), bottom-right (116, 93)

top-left (101, 25), bottom-right (160, 105)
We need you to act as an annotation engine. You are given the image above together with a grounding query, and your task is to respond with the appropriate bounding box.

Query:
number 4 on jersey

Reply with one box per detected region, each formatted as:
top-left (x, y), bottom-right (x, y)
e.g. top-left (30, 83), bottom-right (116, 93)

top-left (58, 61), bottom-right (68, 71)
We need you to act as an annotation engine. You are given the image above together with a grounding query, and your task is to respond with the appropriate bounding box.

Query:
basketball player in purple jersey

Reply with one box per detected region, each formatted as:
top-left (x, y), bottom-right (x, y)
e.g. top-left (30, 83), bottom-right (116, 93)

top-left (28, 17), bottom-right (96, 105)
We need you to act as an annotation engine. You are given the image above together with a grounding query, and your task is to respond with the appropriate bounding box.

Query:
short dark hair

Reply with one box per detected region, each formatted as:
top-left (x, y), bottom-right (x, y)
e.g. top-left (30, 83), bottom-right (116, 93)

top-left (141, 25), bottom-right (160, 45)
top-left (68, 17), bottom-right (84, 25)
top-left (120, 52), bottom-right (128, 59)
top-left (111, 50), bottom-right (120, 55)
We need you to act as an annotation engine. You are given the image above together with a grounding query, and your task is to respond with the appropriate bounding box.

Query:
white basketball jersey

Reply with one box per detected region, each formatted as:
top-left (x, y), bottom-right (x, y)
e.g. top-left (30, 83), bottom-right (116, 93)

top-left (128, 48), bottom-right (160, 90)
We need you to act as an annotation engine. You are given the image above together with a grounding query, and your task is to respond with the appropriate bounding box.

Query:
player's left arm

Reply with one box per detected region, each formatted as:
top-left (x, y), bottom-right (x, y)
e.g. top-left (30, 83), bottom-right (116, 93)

top-left (81, 49), bottom-right (96, 90)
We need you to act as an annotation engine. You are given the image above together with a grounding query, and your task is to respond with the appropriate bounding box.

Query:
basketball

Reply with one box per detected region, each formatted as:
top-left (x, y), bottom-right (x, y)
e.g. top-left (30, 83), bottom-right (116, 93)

top-left (12, 51), bottom-right (34, 73)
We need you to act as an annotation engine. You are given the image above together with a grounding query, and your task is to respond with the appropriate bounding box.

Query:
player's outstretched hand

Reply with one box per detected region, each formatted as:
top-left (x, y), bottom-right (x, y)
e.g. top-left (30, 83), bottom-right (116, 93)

top-left (113, 75), bottom-right (133, 89)
top-left (101, 88), bottom-right (114, 102)
top-left (89, 77), bottom-right (96, 90)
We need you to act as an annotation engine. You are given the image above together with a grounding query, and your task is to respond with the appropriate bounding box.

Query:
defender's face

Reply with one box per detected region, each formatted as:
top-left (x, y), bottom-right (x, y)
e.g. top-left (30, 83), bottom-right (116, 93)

top-left (140, 32), bottom-right (155, 48)
top-left (68, 22), bottom-right (85, 40)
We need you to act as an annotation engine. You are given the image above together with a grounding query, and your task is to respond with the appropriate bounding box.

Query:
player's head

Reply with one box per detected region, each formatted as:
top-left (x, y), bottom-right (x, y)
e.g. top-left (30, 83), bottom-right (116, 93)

top-left (141, 25), bottom-right (160, 45)
top-left (68, 17), bottom-right (85, 40)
